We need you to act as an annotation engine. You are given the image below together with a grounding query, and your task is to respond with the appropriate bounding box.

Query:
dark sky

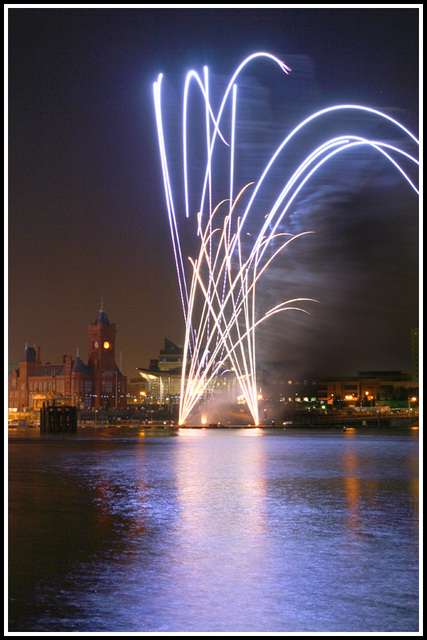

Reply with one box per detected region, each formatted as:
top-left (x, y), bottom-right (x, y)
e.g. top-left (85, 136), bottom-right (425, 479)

top-left (7, 6), bottom-right (420, 379)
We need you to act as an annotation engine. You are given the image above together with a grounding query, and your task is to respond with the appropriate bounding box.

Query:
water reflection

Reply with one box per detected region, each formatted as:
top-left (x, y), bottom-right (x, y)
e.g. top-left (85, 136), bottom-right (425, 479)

top-left (8, 428), bottom-right (419, 632)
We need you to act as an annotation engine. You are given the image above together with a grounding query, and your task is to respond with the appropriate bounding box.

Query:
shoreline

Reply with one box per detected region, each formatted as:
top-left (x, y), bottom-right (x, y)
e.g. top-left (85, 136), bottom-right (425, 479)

top-left (8, 420), bottom-right (419, 432)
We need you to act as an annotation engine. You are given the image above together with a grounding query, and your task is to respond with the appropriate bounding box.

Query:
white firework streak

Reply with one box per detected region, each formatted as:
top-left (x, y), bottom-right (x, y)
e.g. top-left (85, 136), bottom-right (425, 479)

top-left (152, 52), bottom-right (419, 426)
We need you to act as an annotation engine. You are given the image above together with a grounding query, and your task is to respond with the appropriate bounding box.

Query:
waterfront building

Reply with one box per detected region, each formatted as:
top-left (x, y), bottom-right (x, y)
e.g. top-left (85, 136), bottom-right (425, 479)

top-left (136, 338), bottom-right (239, 415)
top-left (87, 304), bottom-right (127, 409)
top-left (316, 371), bottom-right (418, 410)
top-left (127, 376), bottom-right (148, 407)
top-left (136, 339), bottom-right (183, 413)
top-left (135, 339), bottom-right (419, 417)
top-left (8, 304), bottom-right (127, 411)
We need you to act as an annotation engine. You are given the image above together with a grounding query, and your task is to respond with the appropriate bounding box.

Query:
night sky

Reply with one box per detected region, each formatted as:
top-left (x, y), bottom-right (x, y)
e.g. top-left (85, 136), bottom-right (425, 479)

top-left (7, 6), bottom-right (420, 380)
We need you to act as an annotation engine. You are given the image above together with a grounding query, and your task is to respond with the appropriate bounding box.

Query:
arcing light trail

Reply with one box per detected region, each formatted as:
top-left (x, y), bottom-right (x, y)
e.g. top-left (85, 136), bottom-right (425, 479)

top-left (152, 52), bottom-right (419, 426)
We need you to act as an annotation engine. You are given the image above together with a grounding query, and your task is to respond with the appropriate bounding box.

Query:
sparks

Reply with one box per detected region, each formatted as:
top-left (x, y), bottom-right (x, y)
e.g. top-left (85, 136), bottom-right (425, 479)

top-left (152, 52), bottom-right (419, 427)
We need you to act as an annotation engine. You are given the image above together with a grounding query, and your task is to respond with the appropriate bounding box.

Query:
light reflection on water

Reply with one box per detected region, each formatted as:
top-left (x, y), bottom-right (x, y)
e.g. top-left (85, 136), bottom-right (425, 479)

top-left (8, 427), bottom-right (419, 632)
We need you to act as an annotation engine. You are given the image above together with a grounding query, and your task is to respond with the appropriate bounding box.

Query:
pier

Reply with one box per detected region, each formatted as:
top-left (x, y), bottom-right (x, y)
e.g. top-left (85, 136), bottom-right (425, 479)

top-left (40, 403), bottom-right (77, 433)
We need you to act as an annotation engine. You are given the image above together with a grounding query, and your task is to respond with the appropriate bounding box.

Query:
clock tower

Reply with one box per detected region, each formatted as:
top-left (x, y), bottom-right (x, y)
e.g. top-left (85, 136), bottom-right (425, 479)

top-left (88, 303), bottom-right (120, 409)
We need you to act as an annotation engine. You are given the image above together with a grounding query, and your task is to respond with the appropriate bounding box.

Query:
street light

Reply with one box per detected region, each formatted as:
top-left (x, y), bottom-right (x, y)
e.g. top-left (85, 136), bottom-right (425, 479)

top-left (365, 391), bottom-right (374, 411)
top-left (408, 396), bottom-right (417, 413)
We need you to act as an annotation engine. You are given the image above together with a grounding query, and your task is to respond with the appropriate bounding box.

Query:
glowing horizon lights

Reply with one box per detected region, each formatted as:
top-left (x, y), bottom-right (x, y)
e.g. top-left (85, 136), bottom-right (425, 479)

top-left (152, 52), bottom-right (419, 426)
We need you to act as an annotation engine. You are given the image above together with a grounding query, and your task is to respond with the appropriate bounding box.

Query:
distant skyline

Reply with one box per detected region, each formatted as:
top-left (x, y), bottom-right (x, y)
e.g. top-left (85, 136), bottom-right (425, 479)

top-left (7, 6), bottom-right (420, 378)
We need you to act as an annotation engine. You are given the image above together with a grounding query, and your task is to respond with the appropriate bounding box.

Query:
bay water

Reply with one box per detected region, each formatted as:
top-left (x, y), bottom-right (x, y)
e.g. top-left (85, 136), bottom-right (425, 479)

top-left (8, 426), bottom-right (419, 633)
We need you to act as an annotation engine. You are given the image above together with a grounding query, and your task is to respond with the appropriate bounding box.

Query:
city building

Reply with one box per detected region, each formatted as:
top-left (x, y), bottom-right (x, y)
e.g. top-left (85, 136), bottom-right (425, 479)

top-left (316, 371), bottom-right (418, 410)
top-left (133, 332), bottom-right (420, 422)
top-left (136, 338), bottom-right (240, 417)
top-left (8, 304), bottom-right (127, 411)
top-left (136, 339), bottom-right (183, 413)
top-left (127, 376), bottom-right (148, 407)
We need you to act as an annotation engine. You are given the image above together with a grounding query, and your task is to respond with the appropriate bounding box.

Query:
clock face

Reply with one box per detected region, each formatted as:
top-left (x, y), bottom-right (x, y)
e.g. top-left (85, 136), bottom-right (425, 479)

top-left (94, 341), bottom-right (98, 349)
top-left (103, 341), bottom-right (110, 349)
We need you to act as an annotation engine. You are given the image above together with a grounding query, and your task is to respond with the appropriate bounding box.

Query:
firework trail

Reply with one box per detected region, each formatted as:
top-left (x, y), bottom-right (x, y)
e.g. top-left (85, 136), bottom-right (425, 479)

top-left (153, 52), bottom-right (419, 426)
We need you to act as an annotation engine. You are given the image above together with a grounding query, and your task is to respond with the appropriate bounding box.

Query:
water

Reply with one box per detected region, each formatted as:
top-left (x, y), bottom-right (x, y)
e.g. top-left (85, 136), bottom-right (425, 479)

top-left (8, 426), bottom-right (419, 633)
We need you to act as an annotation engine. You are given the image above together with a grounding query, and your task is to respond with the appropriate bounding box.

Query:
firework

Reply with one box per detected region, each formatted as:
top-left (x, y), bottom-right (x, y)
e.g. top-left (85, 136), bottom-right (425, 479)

top-left (153, 53), bottom-right (419, 426)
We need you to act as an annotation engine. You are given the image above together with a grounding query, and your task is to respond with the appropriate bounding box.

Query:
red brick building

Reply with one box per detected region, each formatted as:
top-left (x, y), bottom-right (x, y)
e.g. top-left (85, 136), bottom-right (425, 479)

top-left (8, 305), bottom-right (127, 411)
